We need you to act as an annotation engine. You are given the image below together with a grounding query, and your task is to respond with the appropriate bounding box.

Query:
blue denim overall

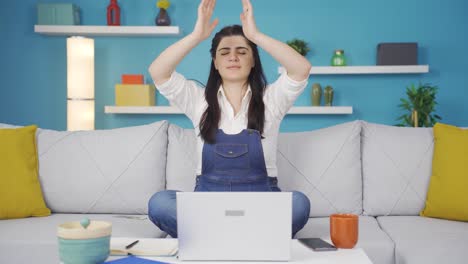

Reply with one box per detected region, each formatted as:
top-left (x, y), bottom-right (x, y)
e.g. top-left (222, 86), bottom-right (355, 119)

top-left (148, 129), bottom-right (310, 238)
top-left (195, 129), bottom-right (275, 192)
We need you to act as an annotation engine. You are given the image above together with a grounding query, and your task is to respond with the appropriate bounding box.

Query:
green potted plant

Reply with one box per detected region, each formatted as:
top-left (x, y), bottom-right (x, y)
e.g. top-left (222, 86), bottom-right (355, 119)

top-left (396, 82), bottom-right (442, 127)
top-left (286, 38), bottom-right (310, 56)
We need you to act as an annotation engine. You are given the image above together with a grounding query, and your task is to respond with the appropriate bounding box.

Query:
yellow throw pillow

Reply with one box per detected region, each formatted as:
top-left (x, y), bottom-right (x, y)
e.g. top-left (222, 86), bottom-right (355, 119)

top-left (420, 123), bottom-right (468, 221)
top-left (0, 125), bottom-right (51, 219)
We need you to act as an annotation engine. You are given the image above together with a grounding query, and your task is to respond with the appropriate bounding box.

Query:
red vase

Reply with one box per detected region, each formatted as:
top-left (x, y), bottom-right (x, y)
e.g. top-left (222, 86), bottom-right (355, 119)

top-left (107, 0), bottom-right (120, 26)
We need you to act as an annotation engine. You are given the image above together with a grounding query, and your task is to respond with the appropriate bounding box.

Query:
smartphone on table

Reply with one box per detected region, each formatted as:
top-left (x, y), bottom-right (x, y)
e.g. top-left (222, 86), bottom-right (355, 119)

top-left (298, 238), bottom-right (337, 251)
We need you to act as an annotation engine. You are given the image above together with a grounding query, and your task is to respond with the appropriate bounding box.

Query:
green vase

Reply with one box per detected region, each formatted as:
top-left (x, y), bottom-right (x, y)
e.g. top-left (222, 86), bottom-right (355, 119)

top-left (331, 50), bottom-right (346, 66)
top-left (324, 86), bottom-right (334, 106)
top-left (311, 83), bottom-right (322, 106)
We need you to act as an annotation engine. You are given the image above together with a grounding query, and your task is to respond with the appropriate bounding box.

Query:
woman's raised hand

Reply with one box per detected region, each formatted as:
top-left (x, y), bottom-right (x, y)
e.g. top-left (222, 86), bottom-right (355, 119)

top-left (192, 0), bottom-right (219, 41)
top-left (240, 0), bottom-right (259, 42)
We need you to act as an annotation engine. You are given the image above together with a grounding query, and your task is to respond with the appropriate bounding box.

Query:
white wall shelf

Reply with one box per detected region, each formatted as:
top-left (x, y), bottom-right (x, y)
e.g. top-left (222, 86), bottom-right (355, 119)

top-left (105, 106), bottom-right (182, 114)
top-left (105, 106), bottom-right (353, 115)
top-left (288, 106), bottom-right (353, 114)
top-left (34, 25), bottom-right (180, 37)
top-left (278, 65), bottom-right (429, 75)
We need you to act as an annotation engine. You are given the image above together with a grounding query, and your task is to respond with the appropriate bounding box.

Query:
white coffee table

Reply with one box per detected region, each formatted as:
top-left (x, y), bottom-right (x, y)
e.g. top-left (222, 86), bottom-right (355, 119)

top-left (107, 238), bottom-right (373, 264)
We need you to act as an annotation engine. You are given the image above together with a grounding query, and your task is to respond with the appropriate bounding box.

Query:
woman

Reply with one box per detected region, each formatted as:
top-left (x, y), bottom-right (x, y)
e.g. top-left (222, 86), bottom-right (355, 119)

top-left (148, 0), bottom-right (312, 238)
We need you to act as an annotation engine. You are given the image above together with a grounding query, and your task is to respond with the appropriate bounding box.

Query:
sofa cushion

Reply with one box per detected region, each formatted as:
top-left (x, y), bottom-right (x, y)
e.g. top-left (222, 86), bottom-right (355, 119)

top-left (277, 121), bottom-right (362, 216)
top-left (421, 123), bottom-right (468, 221)
top-left (361, 121), bottom-right (433, 216)
top-left (0, 213), bottom-right (166, 263)
top-left (0, 125), bottom-right (51, 219)
top-left (166, 124), bottom-right (198, 191)
top-left (378, 216), bottom-right (468, 264)
top-left (1, 121), bottom-right (169, 214)
top-left (166, 121), bottom-right (363, 217)
top-left (41, 121), bottom-right (168, 214)
top-left (296, 216), bottom-right (394, 264)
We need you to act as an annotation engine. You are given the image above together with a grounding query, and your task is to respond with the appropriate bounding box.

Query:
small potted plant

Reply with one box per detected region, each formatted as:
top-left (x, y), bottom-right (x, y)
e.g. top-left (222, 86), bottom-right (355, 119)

top-left (156, 0), bottom-right (171, 26)
top-left (286, 38), bottom-right (310, 57)
top-left (396, 82), bottom-right (442, 127)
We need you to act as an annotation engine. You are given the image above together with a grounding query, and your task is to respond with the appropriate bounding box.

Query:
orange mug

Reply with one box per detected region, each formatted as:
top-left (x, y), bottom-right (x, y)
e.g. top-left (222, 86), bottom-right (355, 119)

top-left (330, 213), bottom-right (358, 249)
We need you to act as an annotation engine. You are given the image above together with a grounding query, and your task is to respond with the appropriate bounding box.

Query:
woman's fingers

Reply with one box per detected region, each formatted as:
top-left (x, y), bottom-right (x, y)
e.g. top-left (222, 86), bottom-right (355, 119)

top-left (208, 0), bottom-right (216, 12)
top-left (202, 0), bottom-right (215, 12)
top-left (247, 0), bottom-right (253, 10)
top-left (210, 18), bottom-right (219, 32)
top-left (194, 0), bottom-right (218, 40)
top-left (240, 0), bottom-right (254, 22)
top-left (241, 0), bottom-right (247, 8)
top-left (241, 0), bottom-right (252, 12)
top-left (206, 0), bottom-right (215, 17)
top-left (199, 0), bottom-right (215, 18)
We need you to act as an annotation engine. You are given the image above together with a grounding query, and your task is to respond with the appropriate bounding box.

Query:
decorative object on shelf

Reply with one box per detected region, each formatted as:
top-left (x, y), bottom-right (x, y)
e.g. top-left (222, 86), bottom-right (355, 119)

top-left (311, 83), bottom-right (322, 106)
top-left (331, 50), bottom-right (346, 66)
top-left (122, 74), bottom-right (144, 84)
top-left (396, 83), bottom-right (441, 127)
top-left (107, 0), bottom-right (121, 26)
top-left (67, 36), bottom-right (94, 131)
top-left (156, 0), bottom-right (171, 26)
top-left (37, 3), bottom-right (80, 25)
top-left (115, 84), bottom-right (156, 106)
top-left (377, 42), bottom-right (417, 65)
top-left (286, 38), bottom-right (310, 57)
top-left (324, 85), bottom-right (334, 106)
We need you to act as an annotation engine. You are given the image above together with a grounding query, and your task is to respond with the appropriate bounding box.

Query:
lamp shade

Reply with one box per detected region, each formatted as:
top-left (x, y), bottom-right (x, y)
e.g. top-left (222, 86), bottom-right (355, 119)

top-left (67, 100), bottom-right (95, 131)
top-left (67, 36), bottom-right (94, 131)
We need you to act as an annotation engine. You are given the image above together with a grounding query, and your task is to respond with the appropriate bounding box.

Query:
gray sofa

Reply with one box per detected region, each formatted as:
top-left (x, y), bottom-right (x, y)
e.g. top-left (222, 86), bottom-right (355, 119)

top-left (1, 120), bottom-right (467, 264)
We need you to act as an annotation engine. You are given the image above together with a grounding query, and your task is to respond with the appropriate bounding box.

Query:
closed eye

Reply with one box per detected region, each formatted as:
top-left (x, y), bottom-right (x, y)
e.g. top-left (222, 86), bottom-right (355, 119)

top-left (217, 47), bottom-right (249, 56)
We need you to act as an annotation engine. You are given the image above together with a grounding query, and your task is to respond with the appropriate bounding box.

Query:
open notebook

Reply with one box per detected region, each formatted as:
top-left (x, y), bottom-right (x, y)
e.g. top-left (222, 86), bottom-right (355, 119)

top-left (110, 238), bottom-right (178, 256)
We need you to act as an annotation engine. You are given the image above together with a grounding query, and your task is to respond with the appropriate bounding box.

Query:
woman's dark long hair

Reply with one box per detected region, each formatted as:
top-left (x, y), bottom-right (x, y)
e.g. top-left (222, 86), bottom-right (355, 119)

top-left (199, 25), bottom-right (267, 144)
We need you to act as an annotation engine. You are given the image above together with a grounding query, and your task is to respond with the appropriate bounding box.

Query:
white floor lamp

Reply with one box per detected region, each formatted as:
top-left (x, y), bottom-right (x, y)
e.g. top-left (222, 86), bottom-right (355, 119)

top-left (67, 36), bottom-right (94, 131)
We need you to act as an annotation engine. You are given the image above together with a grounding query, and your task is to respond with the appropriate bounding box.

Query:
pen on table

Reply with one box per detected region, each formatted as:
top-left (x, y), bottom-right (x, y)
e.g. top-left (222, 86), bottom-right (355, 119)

top-left (125, 240), bottom-right (139, 250)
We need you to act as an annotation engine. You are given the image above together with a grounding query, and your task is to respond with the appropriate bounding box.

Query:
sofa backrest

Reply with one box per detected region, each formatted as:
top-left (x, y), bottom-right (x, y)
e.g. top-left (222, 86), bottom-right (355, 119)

top-left (361, 121), bottom-right (434, 216)
top-left (2, 120), bottom-right (438, 217)
top-left (1, 121), bottom-right (169, 215)
top-left (166, 121), bottom-right (363, 217)
top-left (277, 120), bottom-right (363, 217)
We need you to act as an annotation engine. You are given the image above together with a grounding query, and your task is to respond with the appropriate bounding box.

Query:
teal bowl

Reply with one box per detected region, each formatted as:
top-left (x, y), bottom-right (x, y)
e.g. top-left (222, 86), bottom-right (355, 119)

top-left (57, 220), bottom-right (112, 264)
top-left (58, 236), bottom-right (110, 264)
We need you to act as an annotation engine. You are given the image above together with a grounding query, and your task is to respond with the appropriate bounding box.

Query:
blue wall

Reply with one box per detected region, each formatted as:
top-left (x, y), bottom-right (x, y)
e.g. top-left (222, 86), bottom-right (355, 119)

top-left (1, 0), bottom-right (467, 131)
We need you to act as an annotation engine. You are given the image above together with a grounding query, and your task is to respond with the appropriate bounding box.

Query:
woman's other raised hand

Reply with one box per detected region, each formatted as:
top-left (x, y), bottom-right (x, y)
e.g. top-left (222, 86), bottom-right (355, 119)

top-left (192, 0), bottom-right (219, 41)
top-left (240, 0), bottom-right (259, 42)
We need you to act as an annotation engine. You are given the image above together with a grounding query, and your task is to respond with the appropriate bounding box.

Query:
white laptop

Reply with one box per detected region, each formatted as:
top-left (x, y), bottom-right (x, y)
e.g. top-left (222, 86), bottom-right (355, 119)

top-left (176, 192), bottom-right (292, 261)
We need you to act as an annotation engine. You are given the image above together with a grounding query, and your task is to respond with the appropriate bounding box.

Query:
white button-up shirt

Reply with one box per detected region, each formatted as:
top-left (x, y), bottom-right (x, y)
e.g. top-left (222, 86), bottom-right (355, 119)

top-left (156, 71), bottom-right (308, 176)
